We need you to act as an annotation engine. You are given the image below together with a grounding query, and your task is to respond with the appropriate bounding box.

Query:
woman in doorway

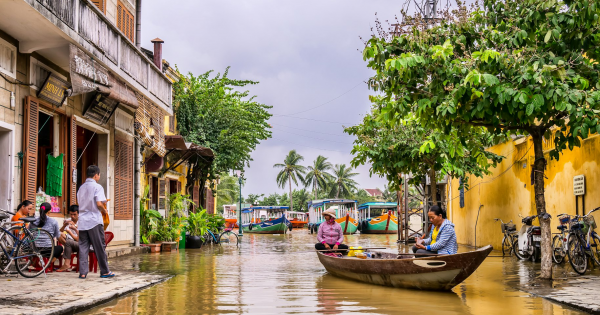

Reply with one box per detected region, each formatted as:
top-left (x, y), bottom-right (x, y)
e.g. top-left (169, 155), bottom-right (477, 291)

top-left (413, 205), bottom-right (458, 255)
top-left (11, 200), bottom-right (34, 226)
top-left (28, 203), bottom-right (64, 265)
top-left (315, 208), bottom-right (349, 253)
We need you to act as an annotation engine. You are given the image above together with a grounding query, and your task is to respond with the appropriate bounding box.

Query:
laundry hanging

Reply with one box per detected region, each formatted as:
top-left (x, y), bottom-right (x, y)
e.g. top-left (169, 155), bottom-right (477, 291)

top-left (46, 153), bottom-right (64, 197)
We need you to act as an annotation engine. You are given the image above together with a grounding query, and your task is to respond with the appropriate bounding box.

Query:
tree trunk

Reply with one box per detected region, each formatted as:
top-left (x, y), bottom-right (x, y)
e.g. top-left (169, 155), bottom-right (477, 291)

top-left (289, 175), bottom-right (293, 212)
top-left (429, 169), bottom-right (438, 206)
top-left (397, 183), bottom-right (403, 242)
top-left (314, 180), bottom-right (317, 199)
top-left (531, 131), bottom-right (552, 279)
top-left (336, 183), bottom-right (340, 199)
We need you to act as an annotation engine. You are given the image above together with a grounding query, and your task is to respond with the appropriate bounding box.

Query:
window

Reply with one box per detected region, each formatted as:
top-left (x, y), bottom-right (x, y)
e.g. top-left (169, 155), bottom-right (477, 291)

top-left (0, 37), bottom-right (17, 79)
top-left (169, 115), bottom-right (175, 133)
top-left (91, 0), bottom-right (105, 13)
top-left (114, 138), bottom-right (133, 219)
top-left (117, 1), bottom-right (135, 42)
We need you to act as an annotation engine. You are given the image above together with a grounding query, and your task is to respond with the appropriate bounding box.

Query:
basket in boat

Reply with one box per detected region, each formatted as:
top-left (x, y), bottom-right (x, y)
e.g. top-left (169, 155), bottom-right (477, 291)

top-left (501, 222), bottom-right (516, 233)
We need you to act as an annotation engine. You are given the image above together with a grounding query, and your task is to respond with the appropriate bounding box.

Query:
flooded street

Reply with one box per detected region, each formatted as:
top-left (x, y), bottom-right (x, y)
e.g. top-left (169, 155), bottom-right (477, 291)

top-left (82, 231), bottom-right (585, 315)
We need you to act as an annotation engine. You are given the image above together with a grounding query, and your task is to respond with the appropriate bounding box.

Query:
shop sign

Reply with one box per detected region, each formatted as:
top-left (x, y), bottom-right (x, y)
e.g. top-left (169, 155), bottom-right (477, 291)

top-left (37, 73), bottom-right (69, 107)
top-left (69, 44), bottom-right (138, 108)
top-left (573, 175), bottom-right (585, 196)
top-left (83, 93), bottom-right (119, 126)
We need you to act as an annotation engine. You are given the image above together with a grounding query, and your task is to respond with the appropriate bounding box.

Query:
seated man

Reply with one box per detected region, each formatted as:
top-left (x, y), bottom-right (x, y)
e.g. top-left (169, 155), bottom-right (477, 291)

top-left (412, 206), bottom-right (458, 255)
top-left (56, 205), bottom-right (79, 272)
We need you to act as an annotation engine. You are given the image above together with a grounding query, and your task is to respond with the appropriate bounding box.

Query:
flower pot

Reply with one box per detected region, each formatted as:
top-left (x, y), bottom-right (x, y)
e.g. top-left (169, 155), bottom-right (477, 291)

top-left (186, 235), bottom-right (203, 249)
top-left (161, 242), bottom-right (178, 252)
top-left (141, 243), bottom-right (162, 253)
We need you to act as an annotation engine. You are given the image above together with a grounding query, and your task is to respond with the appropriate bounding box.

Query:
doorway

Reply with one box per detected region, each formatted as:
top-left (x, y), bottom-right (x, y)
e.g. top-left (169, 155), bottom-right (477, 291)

top-left (36, 112), bottom-right (53, 193)
top-left (0, 125), bottom-right (13, 211)
top-left (76, 125), bottom-right (98, 190)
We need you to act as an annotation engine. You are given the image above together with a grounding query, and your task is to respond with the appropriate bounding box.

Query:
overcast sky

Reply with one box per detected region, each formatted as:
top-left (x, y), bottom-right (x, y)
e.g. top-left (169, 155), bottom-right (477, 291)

top-left (142, 1), bottom-right (413, 197)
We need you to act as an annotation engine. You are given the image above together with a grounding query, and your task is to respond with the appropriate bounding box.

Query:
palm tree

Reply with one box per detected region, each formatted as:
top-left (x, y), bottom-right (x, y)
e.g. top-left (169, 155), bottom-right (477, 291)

top-left (382, 185), bottom-right (397, 202)
top-left (215, 173), bottom-right (238, 212)
top-left (274, 150), bottom-right (306, 211)
top-left (304, 155), bottom-right (333, 199)
top-left (329, 164), bottom-right (359, 199)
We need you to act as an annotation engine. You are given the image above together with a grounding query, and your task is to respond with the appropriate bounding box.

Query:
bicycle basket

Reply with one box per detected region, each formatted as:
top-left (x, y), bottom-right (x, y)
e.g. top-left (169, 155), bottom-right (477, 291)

top-left (559, 216), bottom-right (570, 225)
top-left (501, 222), bottom-right (516, 233)
top-left (585, 215), bottom-right (597, 230)
top-left (580, 220), bottom-right (589, 234)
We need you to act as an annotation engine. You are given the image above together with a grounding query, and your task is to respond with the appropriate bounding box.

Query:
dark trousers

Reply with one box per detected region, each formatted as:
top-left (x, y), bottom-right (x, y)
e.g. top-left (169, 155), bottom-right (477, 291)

top-left (41, 245), bottom-right (63, 260)
top-left (411, 246), bottom-right (438, 255)
top-left (315, 243), bottom-right (349, 253)
top-left (79, 224), bottom-right (110, 275)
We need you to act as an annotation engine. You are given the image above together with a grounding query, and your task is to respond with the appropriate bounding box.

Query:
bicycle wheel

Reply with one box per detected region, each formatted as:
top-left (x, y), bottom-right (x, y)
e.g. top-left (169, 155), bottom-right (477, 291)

top-left (502, 235), bottom-right (515, 256)
top-left (567, 236), bottom-right (587, 275)
top-left (589, 232), bottom-right (600, 266)
top-left (218, 231), bottom-right (239, 246)
top-left (0, 226), bottom-right (24, 274)
top-left (513, 239), bottom-right (531, 260)
top-left (552, 235), bottom-right (566, 264)
top-left (16, 228), bottom-right (54, 278)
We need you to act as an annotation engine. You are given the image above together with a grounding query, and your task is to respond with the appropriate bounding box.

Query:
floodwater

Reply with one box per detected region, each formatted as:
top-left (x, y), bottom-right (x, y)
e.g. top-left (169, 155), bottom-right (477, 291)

top-left (81, 231), bottom-right (585, 315)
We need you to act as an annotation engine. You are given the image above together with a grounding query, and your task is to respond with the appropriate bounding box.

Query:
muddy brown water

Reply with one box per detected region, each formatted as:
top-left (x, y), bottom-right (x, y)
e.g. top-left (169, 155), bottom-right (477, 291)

top-left (81, 230), bottom-right (586, 314)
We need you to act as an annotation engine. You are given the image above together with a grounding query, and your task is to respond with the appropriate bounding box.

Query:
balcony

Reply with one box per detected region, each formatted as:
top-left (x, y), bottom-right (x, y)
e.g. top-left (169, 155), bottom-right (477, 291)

top-left (0, 0), bottom-right (171, 114)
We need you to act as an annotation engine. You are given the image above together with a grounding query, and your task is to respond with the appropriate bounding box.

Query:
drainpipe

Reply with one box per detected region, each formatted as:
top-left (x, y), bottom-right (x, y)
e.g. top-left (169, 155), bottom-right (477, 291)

top-left (134, 138), bottom-right (141, 246)
top-left (135, 0), bottom-right (142, 49)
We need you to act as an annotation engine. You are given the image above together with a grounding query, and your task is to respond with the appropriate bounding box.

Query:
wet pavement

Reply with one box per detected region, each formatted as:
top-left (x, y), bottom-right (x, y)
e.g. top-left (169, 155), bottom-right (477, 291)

top-left (79, 230), bottom-right (591, 315)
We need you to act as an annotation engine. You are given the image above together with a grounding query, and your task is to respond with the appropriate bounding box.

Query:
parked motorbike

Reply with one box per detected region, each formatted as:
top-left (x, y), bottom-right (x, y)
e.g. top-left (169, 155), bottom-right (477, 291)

top-left (513, 214), bottom-right (541, 262)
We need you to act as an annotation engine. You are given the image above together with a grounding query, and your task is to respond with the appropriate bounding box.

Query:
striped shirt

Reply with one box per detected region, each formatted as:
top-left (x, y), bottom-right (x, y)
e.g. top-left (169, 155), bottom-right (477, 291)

top-left (317, 221), bottom-right (344, 245)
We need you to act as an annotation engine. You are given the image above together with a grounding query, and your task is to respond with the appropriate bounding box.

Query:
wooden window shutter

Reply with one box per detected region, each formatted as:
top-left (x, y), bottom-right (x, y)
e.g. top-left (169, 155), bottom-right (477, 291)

top-left (158, 178), bottom-right (166, 211)
top-left (176, 181), bottom-right (181, 195)
top-left (69, 116), bottom-right (77, 205)
top-left (22, 97), bottom-right (39, 202)
top-left (169, 116), bottom-right (175, 133)
top-left (192, 185), bottom-right (199, 211)
top-left (92, 0), bottom-right (105, 13)
top-left (117, 1), bottom-right (135, 42)
top-left (114, 139), bottom-right (133, 220)
top-left (147, 176), bottom-right (153, 209)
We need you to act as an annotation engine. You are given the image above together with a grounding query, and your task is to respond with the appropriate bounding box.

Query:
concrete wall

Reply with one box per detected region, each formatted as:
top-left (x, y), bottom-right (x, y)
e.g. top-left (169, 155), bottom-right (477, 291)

top-left (449, 134), bottom-right (600, 249)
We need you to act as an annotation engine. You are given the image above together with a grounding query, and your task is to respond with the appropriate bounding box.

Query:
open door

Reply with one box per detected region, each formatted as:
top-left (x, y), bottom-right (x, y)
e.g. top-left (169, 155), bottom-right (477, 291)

top-left (22, 97), bottom-right (39, 202)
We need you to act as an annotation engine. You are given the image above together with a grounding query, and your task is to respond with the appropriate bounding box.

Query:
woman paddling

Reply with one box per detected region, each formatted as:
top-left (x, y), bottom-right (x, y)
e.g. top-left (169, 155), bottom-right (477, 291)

top-left (315, 208), bottom-right (349, 253)
top-left (413, 206), bottom-right (458, 255)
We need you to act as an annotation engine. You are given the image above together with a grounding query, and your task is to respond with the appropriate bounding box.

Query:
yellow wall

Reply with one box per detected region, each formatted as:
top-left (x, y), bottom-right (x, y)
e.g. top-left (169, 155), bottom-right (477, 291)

top-left (450, 134), bottom-right (600, 249)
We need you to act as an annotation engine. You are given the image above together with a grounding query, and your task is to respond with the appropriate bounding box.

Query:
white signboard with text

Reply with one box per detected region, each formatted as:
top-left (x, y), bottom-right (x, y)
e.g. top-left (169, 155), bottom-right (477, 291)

top-left (573, 175), bottom-right (585, 196)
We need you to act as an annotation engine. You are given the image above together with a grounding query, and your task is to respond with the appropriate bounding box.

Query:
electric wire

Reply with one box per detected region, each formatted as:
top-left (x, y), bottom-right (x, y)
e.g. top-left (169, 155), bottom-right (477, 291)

top-left (269, 122), bottom-right (352, 137)
top-left (273, 128), bottom-right (354, 145)
top-left (267, 137), bottom-right (347, 153)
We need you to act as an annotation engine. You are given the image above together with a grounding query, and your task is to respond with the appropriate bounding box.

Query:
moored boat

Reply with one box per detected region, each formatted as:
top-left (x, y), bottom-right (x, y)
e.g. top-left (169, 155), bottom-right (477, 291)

top-left (317, 245), bottom-right (493, 291)
top-left (223, 205), bottom-right (239, 228)
top-left (286, 211), bottom-right (308, 228)
top-left (358, 202), bottom-right (398, 234)
top-left (241, 206), bottom-right (291, 234)
top-left (307, 199), bottom-right (358, 235)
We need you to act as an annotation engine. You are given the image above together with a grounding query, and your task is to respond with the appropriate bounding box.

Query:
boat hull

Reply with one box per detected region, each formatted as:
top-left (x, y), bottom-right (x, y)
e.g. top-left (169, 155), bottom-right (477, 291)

top-left (317, 245), bottom-right (493, 291)
top-left (360, 214), bottom-right (398, 234)
top-left (290, 220), bottom-right (307, 228)
top-left (225, 218), bottom-right (238, 228)
top-left (242, 216), bottom-right (290, 234)
top-left (336, 217), bottom-right (358, 235)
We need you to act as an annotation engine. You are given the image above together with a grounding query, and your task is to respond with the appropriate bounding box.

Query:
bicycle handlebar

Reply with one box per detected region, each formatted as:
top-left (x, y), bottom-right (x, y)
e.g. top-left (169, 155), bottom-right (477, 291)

top-left (586, 207), bottom-right (600, 217)
top-left (0, 208), bottom-right (15, 216)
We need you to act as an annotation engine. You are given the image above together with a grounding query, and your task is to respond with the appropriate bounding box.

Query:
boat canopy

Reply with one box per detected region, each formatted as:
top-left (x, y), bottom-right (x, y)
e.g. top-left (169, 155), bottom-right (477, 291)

top-left (358, 202), bottom-right (398, 211)
top-left (308, 199), bottom-right (357, 209)
top-left (242, 206), bottom-right (289, 212)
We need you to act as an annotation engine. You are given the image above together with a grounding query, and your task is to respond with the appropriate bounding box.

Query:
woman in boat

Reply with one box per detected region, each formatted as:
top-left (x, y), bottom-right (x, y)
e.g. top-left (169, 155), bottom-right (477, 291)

top-left (413, 206), bottom-right (458, 255)
top-left (315, 208), bottom-right (349, 253)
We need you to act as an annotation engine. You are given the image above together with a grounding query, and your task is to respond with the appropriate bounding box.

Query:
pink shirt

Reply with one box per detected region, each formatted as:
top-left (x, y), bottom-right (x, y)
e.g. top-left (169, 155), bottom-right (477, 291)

top-left (317, 221), bottom-right (344, 245)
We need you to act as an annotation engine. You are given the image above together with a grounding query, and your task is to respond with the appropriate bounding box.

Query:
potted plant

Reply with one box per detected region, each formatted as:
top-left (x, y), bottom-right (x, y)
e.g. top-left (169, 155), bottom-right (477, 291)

top-left (186, 209), bottom-right (209, 248)
top-left (139, 186), bottom-right (162, 253)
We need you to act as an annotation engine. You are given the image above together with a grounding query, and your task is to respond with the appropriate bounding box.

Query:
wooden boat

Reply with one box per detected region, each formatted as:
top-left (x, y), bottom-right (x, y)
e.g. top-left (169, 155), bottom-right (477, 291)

top-left (317, 245), bottom-right (493, 291)
top-left (241, 206), bottom-right (291, 234)
top-left (307, 199), bottom-right (358, 235)
top-left (286, 211), bottom-right (308, 228)
top-left (358, 202), bottom-right (398, 234)
top-left (223, 205), bottom-right (239, 228)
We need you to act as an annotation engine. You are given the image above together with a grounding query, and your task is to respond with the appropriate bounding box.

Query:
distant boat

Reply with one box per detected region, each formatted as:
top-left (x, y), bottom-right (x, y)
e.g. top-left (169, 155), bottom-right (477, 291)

top-left (317, 245), bottom-right (493, 291)
top-left (223, 204), bottom-right (239, 228)
top-left (358, 202), bottom-right (398, 234)
top-left (241, 206), bottom-right (291, 234)
top-left (286, 211), bottom-right (308, 228)
top-left (307, 199), bottom-right (359, 235)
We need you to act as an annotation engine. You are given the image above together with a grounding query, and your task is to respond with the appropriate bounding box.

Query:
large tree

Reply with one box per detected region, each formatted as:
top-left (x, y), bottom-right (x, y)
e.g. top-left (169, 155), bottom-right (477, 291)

top-left (274, 150), bottom-right (307, 211)
top-left (329, 164), bottom-right (359, 199)
top-left (362, 0), bottom-right (600, 278)
top-left (304, 155), bottom-right (333, 199)
top-left (173, 67), bottom-right (272, 207)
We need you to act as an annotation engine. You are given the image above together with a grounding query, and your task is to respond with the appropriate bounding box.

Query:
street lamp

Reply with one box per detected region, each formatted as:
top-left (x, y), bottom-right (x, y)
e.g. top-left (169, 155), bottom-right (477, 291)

top-left (235, 170), bottom-right (244, 236)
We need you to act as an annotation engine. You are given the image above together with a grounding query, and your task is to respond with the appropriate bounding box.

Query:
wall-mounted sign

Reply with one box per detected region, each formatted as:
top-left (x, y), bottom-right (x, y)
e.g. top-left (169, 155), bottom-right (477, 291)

top-left (573, 175), bottom-right (585, 196)
top-left (69, 44), bottom-right (138, 108)
top-left (83, 93), bottom-right (119, 126)
top-left (37, 73), bottom-right (69, 107)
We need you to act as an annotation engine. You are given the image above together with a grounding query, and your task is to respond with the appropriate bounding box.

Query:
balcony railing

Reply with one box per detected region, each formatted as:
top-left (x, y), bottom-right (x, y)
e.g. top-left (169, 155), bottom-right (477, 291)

top-left (33, 0), bottom-right (172, 108)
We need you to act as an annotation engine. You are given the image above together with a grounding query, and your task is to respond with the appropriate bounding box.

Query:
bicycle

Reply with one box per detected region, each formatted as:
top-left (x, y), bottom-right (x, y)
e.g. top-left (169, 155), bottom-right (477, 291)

top-left (494, 218), bottom-right (517, 256)
top-left (0, 209), bottom-right (55, 278)
top-left (202, 228), bottom-right (239, 246)
top-left (567, 207), bottom-right (600, 275)
top-left (552, 213), bottom-right (573, 264)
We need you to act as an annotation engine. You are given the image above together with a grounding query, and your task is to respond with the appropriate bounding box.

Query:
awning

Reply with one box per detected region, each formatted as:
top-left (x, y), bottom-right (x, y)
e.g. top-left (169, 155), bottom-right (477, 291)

top-left (148, 135), bottom-right (214, 173)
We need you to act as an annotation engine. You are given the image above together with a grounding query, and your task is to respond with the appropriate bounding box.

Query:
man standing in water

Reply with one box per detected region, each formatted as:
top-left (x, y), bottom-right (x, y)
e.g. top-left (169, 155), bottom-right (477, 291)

top-left (77, 165), bottom-right (115, 279)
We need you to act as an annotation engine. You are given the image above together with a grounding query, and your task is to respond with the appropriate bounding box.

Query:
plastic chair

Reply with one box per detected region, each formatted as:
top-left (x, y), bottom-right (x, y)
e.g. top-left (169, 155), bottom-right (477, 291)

top-left (89, 231), bottom-right (114, 273)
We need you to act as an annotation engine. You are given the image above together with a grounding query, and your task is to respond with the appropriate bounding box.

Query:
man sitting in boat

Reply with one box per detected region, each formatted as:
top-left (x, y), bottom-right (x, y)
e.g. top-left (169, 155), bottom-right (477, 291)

top-left (412, 206), bottom-right (458, 255)
top-left (315, 208), bottom-right (349, 253)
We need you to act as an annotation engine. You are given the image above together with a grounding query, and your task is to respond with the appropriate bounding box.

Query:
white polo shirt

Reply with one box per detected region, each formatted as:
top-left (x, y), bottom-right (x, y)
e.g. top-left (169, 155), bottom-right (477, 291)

top-left (76, 178), bottom-right (107, 231)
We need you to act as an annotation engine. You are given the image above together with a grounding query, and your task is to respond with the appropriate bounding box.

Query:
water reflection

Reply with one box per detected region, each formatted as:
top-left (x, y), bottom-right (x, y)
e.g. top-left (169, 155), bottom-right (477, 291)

top-left (81, 231), bottom-right (585, 315)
